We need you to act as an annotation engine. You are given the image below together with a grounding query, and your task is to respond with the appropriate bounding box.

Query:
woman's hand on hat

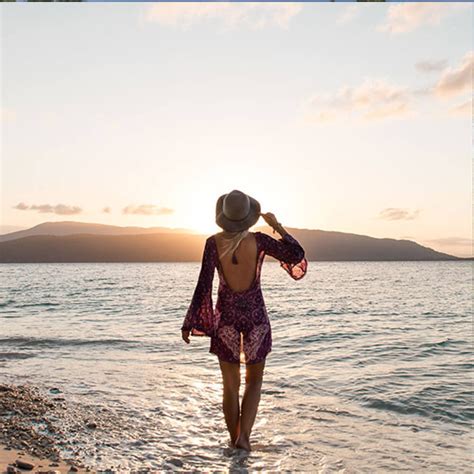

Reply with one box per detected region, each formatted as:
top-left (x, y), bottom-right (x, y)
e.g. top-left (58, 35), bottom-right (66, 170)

top-left (260, 212), bottom-right (280, 229)
top-left (181, 329), bottom-right (190, 344)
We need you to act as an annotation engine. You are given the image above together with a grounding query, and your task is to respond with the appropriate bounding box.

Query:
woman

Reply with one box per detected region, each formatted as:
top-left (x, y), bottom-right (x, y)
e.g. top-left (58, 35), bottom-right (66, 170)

top-left (181, 189), bottom-right (307, 451)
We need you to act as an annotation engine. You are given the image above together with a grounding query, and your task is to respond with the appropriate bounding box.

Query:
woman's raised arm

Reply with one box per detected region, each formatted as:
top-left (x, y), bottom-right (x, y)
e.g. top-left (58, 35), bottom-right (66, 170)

top-left (257, 229), bottom-right (308, 280)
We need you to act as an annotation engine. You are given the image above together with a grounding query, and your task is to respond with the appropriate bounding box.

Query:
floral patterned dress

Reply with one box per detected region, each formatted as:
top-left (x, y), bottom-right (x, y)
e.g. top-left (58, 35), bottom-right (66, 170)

top-left (181, 231), bottom-right (308, 365)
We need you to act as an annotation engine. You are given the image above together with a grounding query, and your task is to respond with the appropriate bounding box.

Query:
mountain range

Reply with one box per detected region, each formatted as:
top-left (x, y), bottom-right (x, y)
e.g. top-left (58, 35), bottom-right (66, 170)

top-left (0, 221), bottom-right (467, 263)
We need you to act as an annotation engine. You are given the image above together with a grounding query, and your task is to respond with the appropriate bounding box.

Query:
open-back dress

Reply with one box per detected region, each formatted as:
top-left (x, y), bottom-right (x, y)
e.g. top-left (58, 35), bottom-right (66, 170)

top-left (181, 231), bottom-right (308, 365)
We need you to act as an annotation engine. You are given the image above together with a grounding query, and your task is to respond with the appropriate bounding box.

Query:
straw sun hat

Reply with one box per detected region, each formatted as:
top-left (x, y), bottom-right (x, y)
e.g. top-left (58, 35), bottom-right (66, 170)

top-left (215, 189), bottom-right (261, 232)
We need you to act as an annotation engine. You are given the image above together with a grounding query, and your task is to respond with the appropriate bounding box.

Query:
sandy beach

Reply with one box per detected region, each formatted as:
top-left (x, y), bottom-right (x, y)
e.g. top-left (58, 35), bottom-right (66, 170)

top-left (0, 385), bottom-right (91, 473)
top-left (0, 445), bottom-right (85, 474)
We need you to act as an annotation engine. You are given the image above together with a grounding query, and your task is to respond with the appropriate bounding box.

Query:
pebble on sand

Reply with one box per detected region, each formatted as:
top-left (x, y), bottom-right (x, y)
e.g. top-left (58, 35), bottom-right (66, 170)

top-left (7, 466), bottom-right (21, 474)
top-left (15, 459), bottom-right (35, 470)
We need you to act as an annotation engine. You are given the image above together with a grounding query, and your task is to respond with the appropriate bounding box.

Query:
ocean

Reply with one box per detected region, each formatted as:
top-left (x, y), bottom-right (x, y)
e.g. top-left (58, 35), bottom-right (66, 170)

top-left (0, 261), bottom-right (472, 472)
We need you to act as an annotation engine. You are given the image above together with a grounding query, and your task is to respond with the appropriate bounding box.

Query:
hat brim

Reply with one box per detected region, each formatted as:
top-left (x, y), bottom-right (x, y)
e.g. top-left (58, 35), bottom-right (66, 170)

top-left (215, 194), bottom-right (261, 232)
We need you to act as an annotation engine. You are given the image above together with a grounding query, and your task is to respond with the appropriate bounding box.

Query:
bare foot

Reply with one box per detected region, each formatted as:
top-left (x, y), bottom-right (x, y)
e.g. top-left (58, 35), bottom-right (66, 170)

top-left (235, 434), bottom-right (251, 451)
top-left (230, 427), bottom-right (240, 448)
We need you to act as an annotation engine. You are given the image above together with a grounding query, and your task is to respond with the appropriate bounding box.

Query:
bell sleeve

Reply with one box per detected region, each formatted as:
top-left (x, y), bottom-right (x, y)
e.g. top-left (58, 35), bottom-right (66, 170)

top-left (181, 237), bottom-right (217, 337)
top-left (258, 231), bottom-right (308, 280)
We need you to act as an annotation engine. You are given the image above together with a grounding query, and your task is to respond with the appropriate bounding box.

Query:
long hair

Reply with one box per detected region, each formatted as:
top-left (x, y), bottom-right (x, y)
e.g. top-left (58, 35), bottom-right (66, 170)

top-left (216, 229), bottom-right (249, 264)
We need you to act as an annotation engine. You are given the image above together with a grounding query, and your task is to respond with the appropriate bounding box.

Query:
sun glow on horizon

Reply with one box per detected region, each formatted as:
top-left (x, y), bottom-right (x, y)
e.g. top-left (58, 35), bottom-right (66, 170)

top-left (2, 5), bottom-right (471, 257)
top-left (170, 164), bottom-right (292, 236)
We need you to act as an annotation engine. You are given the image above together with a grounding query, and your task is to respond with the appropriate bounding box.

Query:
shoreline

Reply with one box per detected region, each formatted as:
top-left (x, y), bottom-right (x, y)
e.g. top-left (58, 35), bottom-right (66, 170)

top-left (0, 384), bottom-right (90, 473)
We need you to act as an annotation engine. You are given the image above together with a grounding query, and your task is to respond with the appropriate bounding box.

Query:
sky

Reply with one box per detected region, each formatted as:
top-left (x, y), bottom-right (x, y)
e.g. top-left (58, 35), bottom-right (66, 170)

top-left (1, 2), bottom-right (472, 257)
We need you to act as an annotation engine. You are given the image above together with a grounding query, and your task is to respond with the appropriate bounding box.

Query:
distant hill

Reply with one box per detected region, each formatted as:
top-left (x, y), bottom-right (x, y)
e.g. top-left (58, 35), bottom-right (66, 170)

top-left (287, 228), bottom-right (461, 261)
top-left (0, 221), bottom-right (463, 262)
top-left (0, 221), bottom-right (194, 243)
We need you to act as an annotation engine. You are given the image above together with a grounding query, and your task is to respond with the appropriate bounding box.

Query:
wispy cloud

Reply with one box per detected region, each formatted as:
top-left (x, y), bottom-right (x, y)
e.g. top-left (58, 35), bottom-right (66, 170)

top-left (122, 204), bottom-right (174, 216)
top-left (307, 78), bottom-right (412, 123)
top-left (378, 3), bottom-right (469, 34)
top-left (378, 208), bottom-right (420, 221)
top-left (415, 59), bottom-right (448, 73)
top-left (143, 2), bottom-right (302, 30)
top-left (449, 99), bottom-right (472, 117)
top-left (13, 202), bottom-right (82, 215)
top-left (307, 50), bottom-right (473, 124)
top-left (433, 51), bottom-right (473, 98)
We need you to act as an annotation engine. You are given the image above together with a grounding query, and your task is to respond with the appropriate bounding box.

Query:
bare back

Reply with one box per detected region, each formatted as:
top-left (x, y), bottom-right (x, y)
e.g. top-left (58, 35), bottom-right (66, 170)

top-left (214, 232), bottom-right (258, 293)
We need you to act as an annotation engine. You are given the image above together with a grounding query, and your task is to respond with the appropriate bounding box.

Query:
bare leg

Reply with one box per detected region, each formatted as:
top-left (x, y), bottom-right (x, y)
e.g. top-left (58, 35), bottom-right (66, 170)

top-left (236, 359), bottom-right (265, 451)
top-left (218, 359), bottom-right (241, 446)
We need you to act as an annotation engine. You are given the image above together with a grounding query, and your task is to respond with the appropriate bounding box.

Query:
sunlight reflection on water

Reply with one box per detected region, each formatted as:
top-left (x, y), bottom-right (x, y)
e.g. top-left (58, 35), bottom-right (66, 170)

top-left (0, 261), bottom-right (472, 472)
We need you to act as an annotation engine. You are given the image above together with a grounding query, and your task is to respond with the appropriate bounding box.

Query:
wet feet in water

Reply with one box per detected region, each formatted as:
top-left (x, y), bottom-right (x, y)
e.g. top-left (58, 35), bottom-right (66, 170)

top-left (235, 434), bottom-right (251, 451)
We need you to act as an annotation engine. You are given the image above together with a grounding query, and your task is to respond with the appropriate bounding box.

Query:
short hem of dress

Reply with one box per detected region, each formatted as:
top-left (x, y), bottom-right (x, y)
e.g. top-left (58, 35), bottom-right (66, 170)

top-left (245, 357), bottom-right (266, 365)
top-left (210, 349), bottom-right (271, 366)
top-left (245, 350), bottom-right (271, 365)
top-left (209, 348), bottom-right (239, 365)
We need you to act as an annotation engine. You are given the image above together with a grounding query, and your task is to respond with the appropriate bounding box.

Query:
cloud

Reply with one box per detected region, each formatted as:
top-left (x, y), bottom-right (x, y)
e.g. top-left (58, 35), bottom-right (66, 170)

top-left (14, 202), bottom-right (29, 211)
top-left (415, 59), bottom-right (448, 73)
top-left (378, 3), bottom-right (469, 34)
top-left (122, 204), bottom-right (174, 216)
top-left (143, 2), bottom-right (302, 30)
top-left (307, 52), bottom-right (472, 124)
top-left (449, 99), bottom-right (472, 117)
top-left (13, 202), bottom-right (82, 215)
top-left (337, 4), bottom-right (361, 25)
top-left (378, 208), bottom-right (420, 221)
top-left (433, 51), bottom-right (473, 98)
top-left (307, 78), bottom-right (412, 123)
top-left (102, 206), bottom-right (112, 214)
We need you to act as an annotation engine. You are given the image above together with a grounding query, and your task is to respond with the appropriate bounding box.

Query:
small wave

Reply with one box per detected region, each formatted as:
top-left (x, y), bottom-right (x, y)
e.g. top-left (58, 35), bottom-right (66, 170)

top-left (263, 389), bottom-right (285, 395)
top-left (420, 339), bottom-right (465, 349)
top-left (67, 291), bottom-right (84, 297)
top-left (314, 406), bottom-right (355, 417)
top-left (0, 299), bottom-right (16, 308)
top-left (292, 330), bottom-right (372, 345)
top-left (365, 398), bottom-right (431, 418)
top-left (0, 352), bottom-right (36, 360)
top-left (0, 337), bottom-right (139, 349)
top-left (15, 302), bottom-right (61, 308)
top-left (363, 396), bottom-right (472, 426)
top-left (305, 308), bottom-right (349, 316)
top-left (413, 339), bottom-right (468, 359)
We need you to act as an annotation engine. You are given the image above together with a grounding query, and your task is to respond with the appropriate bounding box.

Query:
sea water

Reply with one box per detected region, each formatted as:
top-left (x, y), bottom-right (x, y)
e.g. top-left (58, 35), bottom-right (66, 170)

top-left (0, 261), bottom-right (472, 472)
